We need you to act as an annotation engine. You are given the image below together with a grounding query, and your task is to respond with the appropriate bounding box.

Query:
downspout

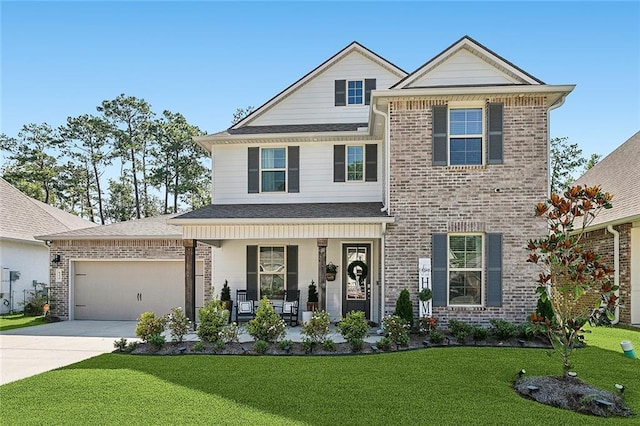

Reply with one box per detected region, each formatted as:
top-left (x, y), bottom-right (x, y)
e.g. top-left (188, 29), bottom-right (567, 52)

top-left (372, 102), bottom-right (390, 212)
top-left (380, 222), bottom-right (386, 320)
top-left (546, 95), bottom-right (567, 196)
top-left (606, 225), bottom-right (620, 325)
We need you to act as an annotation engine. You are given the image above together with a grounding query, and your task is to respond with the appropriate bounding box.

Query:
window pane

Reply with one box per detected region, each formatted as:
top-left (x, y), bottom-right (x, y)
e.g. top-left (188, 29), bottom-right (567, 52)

top-left (261, 148), bottom-right (286, 169)
top-left (347, 80), bottom-right (363, 105)
top-left (260, 274), bottom-right (285, 299)
top-left (449, 271), bottom-right (481, 304)
top-left (259, 247), bottom-right (285, 300)
top-left (449, 235), bottom-right (482, 268)
top-left (347, 145), bottom-right (364, 181)
top-left (450, 137), bottom-right (481, 165)
top-left (262, 171), bottom-right (286, 192)
top-left (450, 108), bottom-right (482, 135)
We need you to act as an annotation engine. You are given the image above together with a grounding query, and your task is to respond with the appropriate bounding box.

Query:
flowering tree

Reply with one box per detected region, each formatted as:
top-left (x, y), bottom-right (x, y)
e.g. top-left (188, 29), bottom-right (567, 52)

top-left (526, 185), bottom-right (615, 376)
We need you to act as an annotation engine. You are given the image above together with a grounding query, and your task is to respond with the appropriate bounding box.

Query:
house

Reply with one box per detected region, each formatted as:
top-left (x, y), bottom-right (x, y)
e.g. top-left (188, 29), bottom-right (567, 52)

top-left (38, 214), bottom-right (211, 320)
top-left (165, 35), bottom-right (574, 326)
top-left (572, 131), bottom-right (640, 326)
top-left (0, 178), bottom-right (96, 314)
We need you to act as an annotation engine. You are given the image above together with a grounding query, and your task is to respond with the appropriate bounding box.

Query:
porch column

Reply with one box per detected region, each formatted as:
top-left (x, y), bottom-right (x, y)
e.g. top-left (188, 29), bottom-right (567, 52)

top-left (317, 238), bottom-right (328, 311)
top-left (184, 239), bottom-right (197, 326)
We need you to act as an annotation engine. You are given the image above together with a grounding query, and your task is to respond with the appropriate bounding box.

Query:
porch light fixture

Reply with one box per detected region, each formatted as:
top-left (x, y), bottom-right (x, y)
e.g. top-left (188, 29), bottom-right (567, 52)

top-left (52, 255), bottom-right (61, 266)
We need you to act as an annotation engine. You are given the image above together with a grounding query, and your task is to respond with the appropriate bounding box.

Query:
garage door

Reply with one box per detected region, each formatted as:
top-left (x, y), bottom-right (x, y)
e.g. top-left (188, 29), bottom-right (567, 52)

top-left (73, 261), bottom-right (204, 320)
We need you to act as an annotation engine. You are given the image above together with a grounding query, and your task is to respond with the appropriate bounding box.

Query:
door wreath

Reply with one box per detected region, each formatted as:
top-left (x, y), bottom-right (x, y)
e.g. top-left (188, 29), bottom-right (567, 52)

top-left (347, 260), bottom-right (368, 282)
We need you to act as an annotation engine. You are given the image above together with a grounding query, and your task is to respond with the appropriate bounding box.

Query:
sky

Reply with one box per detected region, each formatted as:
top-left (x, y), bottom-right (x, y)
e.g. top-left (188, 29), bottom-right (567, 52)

top-left (1, 1), bottom-right (639, 163)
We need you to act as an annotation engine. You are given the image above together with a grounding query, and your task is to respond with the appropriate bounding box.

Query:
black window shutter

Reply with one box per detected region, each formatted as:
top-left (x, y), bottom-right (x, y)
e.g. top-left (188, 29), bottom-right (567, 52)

top-left (288, 146), bottom-right (299, 193)
top-left (334, 80), bottom-right (346, 106)
top-left (432, 105), bottom-right (448, 166)
top-left (364, 78), bottom-right (376, 105)
top-left (248, 147), bottom-right (259, 193)
top-left (365, 144), bottom-right (377, 182)
top-left (432, 233), bottom-right (448, 306)
top-left (246, 245), bottom-right (258, 300)
top-left (487, 103), bottom-right (504, 164)
top-left (486, 233), bottom-right (503, 307)
top-left (334, 145), bottom-right (345, 182)
top-left (286, 245), bottom-right (298, 298)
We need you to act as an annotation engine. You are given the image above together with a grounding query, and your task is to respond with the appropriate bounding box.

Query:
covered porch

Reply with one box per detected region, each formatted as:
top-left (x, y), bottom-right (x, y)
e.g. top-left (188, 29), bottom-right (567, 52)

top-left (168, 202), bottom-right (393, 324)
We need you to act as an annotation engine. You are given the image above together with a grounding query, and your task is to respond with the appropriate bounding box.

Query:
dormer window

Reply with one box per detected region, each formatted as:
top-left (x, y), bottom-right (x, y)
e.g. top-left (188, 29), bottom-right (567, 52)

top-left (347, 80), bottom-right (364, 105)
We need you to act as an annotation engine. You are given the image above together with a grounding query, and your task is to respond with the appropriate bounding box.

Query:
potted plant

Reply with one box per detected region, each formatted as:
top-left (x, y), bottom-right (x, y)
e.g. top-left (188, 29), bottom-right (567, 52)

top-left (220, 280), bottom-right (232, 323)
top-left (307, 280), bottom-right (319, 311)
top-left (325, 262), bottom-right (338, 281)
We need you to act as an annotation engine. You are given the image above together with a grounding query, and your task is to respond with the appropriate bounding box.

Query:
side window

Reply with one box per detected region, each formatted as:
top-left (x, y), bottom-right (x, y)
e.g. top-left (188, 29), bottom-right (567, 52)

top-left (347, 80), bottom-right (364, 105)
top-left (347, 145), bottom-right (364, 181)
top-left (261, 148), bottom-right (286, 192)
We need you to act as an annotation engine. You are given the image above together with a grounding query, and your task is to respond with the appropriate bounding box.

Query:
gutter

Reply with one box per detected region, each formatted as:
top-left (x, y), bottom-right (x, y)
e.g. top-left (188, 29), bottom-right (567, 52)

top-left (606, 225), bottom-right (620, 325)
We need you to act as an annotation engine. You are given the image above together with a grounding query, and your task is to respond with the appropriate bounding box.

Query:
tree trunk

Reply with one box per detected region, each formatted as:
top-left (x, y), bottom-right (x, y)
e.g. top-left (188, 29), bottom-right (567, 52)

top-left (131, 147), bottom-right (141, 219)
top-left (92, 161), bottom-right (105, 224)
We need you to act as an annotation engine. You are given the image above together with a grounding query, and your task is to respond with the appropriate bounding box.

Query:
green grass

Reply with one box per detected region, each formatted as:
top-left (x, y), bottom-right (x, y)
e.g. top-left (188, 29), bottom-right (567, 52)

top-left (1, 326), bottom-right (638, 425)
top-left (0, 313), bottom-right (47, 331)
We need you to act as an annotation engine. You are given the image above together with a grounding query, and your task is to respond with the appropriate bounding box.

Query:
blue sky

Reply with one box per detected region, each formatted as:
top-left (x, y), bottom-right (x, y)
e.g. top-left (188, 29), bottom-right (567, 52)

top-left (1, 1), bottom-right (639, 161)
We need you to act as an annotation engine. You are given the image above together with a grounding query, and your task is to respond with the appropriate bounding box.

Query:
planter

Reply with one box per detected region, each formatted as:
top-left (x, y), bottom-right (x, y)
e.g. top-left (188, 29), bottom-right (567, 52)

top-left (302, 311), bottom-right (313, 324)
top-left (326, 272), bottom-right (336, 281)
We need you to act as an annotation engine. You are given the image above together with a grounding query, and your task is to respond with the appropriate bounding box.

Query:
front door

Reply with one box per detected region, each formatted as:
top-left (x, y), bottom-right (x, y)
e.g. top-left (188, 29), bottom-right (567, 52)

top-left (342, 243), bottom-right (371, 319)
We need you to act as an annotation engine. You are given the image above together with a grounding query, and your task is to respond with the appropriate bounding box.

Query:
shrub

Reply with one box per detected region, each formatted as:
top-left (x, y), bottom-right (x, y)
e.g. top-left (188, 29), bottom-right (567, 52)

top-left (447, 319), bottom-right (471, 335)
top-left (322, 338), bottom-right (336, 352)
top-left (471, 326), bottom-right (489, 341)
top-left (246, 297), bottom-right (286, 343)
top-left (302, 338), bottom-right (315, 353)
top-left (301, 310), bottom-right (331, 345)
top-left (429, 330), bottom-right (445, 344)
top-left (165, 307), bottom-right (191, 343)
top-left (253, 340), bottom-right (269, 354)
top-left (394, 289), bottom-right (414, 328)
top-left (125, 341), bottom-right (139, 353)
top-left (220, 280), bottom-right (231, 302)
top-left (197, 300), bottom-right (229, 343)
top-left (337, 310), bottom-right (369, 352)
top-left (219, 322), bottom-right (240, 344)
top-left (278, 339), bottom-right (293, 350)
top-left (490, 319), bottom-right (519, 340)
top-left (307, 281), bottom-right (319, 303)
top-left (135, 312), bottom-right (166, 342)
top-left (113, 338), bottom-right (128, 352)
top-left (419, 316), bottom-right (438, 334)
top-left (192, 341), bottom-right (204, 352)
top-left (148, 333), bottom-right (166, 349)
top-left (382, 315), bottom-right (410, 347)
top-left (454, 329), bottom-right (469, 344)
top-left (377, 337), bottom-right (393, 351)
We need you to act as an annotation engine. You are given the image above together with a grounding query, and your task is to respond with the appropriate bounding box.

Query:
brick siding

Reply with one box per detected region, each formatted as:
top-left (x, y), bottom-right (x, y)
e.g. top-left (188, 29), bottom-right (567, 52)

top-left (385, 95), bottom-right (549, 325)
top-left (48, 239), bottom-right (212, 320)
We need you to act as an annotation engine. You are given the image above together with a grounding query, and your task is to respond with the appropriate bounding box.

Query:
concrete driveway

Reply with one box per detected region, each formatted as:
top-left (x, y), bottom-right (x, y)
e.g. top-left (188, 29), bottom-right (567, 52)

top-left (0, 321), bottom-right (137, 385)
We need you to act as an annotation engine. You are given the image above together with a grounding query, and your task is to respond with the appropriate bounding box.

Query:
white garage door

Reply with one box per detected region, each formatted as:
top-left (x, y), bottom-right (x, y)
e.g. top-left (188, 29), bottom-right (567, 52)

top-left (73, 261), bottom-right (204, 321)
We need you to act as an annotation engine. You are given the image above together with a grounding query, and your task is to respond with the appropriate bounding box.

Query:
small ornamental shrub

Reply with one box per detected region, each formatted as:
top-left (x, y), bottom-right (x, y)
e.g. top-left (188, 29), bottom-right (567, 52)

top-left (278, 339), bottom-right (294, 350)
top-left (197, 300), bottom-right (229, 343)
top-left (135, 312), bottom-right (166, 343)
top-left (193, 341), bottom-right (205, 352)
top-left (247, 297), bottom-right (286, 343)
top-left (471, 325), bottom-right (489, 341)
top-left (429, 330), bottom-right (445, 344)
top-left (382, 315), bottom-right (410, 347)
top-left (394, 289), bottom-right (414, 328)
top-left (220, 280), bottom-right (231, 302)
top-left (301, 310), bottom-right (331, 345)
top-left (148, 333), bottom-right (166, 350)
top-left (338, 311), bottom-right (369, 352)
top-left (219, 322), bottom-right (240, 344)
top-left (125, 341), bottom-right (139, 353)
top-left (165, 307), bottom-right (191, 343)
top-left (113, 338), bottom-right (128, 352)
top-left (213, 340), bottom-right (226, 351)
top-left (447, 319), bottom-right (471, 335)
top-left (307, 281), bottom-right (319, 303)
top-left (377, 337), bottom-right (393, 351)
top-left (490, 319), bottom-right (519, 340)
top-left (253, 340), bottom-right (269, 354)
top-left (322, 338), bottom-right (336, 352)
top-left (419, 316), bottom-right (438, 334)
top-left (302, 338), bottom-right (315, 353)
top-left (454, 329), bottom-right (469, 344)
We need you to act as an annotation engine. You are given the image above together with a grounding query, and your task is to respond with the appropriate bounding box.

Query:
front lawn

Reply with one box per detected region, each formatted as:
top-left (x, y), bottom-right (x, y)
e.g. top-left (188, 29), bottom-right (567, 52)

top-left (1, 336), bottom-right (637, 425)
top-left (0, 313), bottom-right (47, 331)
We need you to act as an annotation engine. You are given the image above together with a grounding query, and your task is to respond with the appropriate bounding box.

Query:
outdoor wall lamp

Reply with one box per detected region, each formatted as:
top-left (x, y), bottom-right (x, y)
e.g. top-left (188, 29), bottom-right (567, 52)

top-left (52, 255), bottom-right (61, 266)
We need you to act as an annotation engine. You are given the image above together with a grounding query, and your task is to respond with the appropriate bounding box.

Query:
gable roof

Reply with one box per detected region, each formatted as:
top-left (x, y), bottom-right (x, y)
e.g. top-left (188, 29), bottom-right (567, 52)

top-left (391, 35), bottom-right (544, 89)
top-left (0, 178), bottom-right (97, 243)
top-left (572, 131), bottom-right (640, 228)
top-left (38, 213), bottom-right (182, 241)
top-left (230, 41), bottom-right (408, 130)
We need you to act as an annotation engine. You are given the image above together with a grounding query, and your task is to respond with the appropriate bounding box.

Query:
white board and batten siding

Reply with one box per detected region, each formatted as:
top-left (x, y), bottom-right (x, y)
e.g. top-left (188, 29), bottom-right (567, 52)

top-left (212, 142), bottom-right (383, 204)
top-left (250, 51), bottom-right (401, 126)
top-left (406, 48), bottom-right (524, 88)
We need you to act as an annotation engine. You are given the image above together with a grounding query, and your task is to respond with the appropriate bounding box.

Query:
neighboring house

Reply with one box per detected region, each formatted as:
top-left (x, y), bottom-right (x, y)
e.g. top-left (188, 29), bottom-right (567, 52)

top-left (0, 178), bottom-right (96, 314)
top-left (572, 131), bottom-right (640, 326)
top-left (37, 214), bottom-right (211, 320)
top-left (167, 35), bottom-right (574, 325)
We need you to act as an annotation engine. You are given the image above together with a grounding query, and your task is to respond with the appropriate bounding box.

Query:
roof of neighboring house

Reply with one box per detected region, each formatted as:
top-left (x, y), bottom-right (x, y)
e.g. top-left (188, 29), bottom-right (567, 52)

top-left (572, 131), bottom-right (640, 228)
top-left (0, 178), bottom-right (97, 243)
top-left (170, 202), bottom-right (391, 223)
top-left (38, 213), bottom-right (182, 241)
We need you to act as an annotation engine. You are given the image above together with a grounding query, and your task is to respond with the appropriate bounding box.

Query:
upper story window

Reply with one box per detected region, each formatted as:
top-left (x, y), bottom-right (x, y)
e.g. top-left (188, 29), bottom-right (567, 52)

top-left (448, 234), bottom-right (483, 305)
top-left (432, 103), bottom-right (503, 167)
top-left (449, 108), bottom-right (482, 166)
top-left (261, 148), bottom-right (286, 192)
top-left (347, 80), bottom-right (364, 105)
top-left (347, 145), bottom-right (364, 181)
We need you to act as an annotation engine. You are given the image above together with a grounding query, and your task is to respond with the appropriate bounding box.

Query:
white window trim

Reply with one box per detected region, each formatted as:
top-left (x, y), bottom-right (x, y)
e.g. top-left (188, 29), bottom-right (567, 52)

top-left (447, 233), bottom-right (485, 307)
top-left (258, 245), bottom-right (287, 300)
top-left (447, 102), bottom-right (485, 166)
top-left (347, 79), bottom-right (364, 106)
top-left (345, 144), bottom-right (365, 182)
top-left (259, 147), bottom-right (287, 193)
